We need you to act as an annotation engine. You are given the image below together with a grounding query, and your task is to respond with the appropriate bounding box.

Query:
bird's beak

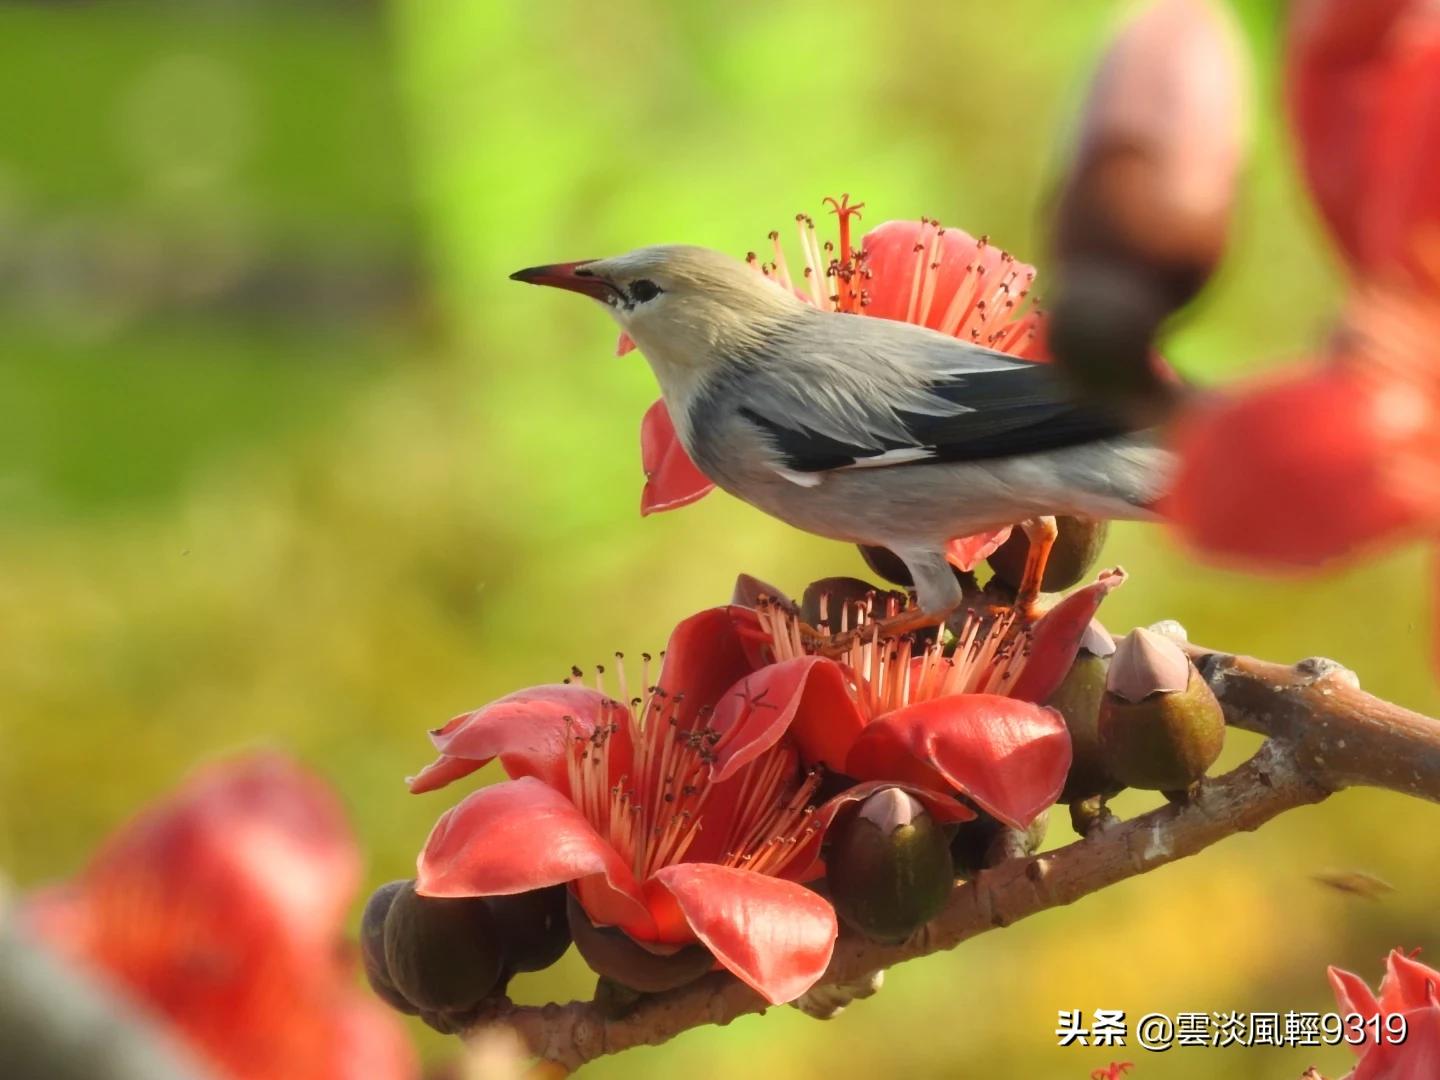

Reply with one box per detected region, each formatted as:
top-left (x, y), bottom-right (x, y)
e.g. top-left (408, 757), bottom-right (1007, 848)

top-left (509, 261), bottom-right (616, 302)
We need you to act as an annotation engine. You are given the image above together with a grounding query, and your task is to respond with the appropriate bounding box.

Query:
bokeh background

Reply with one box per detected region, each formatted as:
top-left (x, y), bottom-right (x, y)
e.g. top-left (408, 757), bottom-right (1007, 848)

top-left (3, 1), bottom-right (1436, 1077)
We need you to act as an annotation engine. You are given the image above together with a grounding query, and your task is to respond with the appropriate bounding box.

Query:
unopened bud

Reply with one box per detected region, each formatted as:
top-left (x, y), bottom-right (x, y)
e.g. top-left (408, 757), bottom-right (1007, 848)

top-left (361, 880), bottom-right (420, 1015)
top-left (383, 881), bottom-right (504, 1014)
top-left (1098, 629), bottom-right (1225, 790)
top-left (566, 894), bottom-right (713, 994)
top-left (486, 885), bottom-right (570, 974)
top-left (1046, 627), bottom-right (1124, 803)
top-left (828, 789), bottom-right (954, 943)
top-left (988, 517), bottom-right (1110, 594)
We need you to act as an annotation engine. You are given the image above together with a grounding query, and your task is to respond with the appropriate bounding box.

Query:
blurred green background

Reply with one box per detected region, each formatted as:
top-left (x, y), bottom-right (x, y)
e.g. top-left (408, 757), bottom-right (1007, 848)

top-left (2, 1), bottom-right (1436, 1077)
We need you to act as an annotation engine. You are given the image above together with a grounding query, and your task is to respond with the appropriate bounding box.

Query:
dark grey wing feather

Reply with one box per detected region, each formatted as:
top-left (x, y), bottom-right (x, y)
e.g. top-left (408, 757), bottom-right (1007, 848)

top-left (741, 361), bottom-right (1133, 473)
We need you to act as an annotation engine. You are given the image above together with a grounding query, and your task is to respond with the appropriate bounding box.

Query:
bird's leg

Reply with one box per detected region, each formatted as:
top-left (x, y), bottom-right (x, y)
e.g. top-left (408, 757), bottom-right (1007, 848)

top-left (815, 602), bottom-right (952, 658)
top-left (1015, 515), bottom-right (1059, 616)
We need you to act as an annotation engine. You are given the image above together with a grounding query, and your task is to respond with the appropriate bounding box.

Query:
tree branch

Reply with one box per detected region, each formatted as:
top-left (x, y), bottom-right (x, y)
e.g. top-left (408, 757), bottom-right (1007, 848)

top-left (468, 647), bottom-right (1440, 1072)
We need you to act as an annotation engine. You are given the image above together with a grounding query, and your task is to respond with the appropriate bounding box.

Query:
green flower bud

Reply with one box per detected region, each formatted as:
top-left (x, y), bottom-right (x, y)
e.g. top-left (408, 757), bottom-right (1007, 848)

top-left (1097, 628), bottom-right (1225, 790)
top-left (383, 881), bottom-right (504, 1014)
top-left (486, 885), bottom-right (570, 974)
top-left (987, 516), bottom-right (1110, 594)
top-left (360, 880), bottom-right (419, 1015)
top-left (565, 894), bottom-right (713, 994)
top-left (1047, 624), bottom-right (1124, 803)
top-left (827, 788), bottom-right (955, 944)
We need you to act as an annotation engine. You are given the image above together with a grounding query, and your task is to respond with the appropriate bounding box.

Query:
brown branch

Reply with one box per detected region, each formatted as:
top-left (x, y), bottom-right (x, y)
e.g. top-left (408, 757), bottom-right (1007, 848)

top-left (469, 648), bottom-right (1440, 1072)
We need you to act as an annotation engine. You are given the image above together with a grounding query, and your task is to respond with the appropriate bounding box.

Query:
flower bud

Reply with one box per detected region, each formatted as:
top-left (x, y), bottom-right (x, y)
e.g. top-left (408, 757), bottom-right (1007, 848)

top-left (383, 881), bottom-right (504, 1014)
top-left (827, 788), bottom-right (955, 944)
top-left (565, 894), bottom-right (713, 994)
top-left (485, 885), bottom-right (570, 974)
top-left (1046, 623), bottom-right (1124, 803)
top-left (987, 517), bottom-right (1110, 594)
top-left (1097, 627), bottom-right (1225, 790)
top-left (360, 880), bottom-right (419, 1015)
top-left (949, 809), bottom-right (1050, 878)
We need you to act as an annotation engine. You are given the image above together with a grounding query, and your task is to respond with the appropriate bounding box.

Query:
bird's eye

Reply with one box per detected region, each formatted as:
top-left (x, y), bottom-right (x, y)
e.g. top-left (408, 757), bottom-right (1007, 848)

top-left (629, 279), bottom-right (662, 304)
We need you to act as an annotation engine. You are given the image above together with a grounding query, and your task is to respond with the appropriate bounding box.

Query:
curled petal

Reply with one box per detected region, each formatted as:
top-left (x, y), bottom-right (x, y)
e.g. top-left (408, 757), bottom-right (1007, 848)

top-left (1009, 568), bottom-right (1127, 703)
top-left (416, 778), bottom-right (651, 935)
top-left (1330, 966), bottom-right (1383, 1055)
top-left (944, 528), bottom-right (1013, 572)
top-left (410, 685), bottom-right (631, 795)
top-left (649, 863), bottom-right (836, 1005)
top-left (1383, 950), bottom-right (1440, 1013)
top-left (656, 605), bottom-right (769, 723)
top-left (845, 695), bottom-right (1072, 829)
top-left (710, 656), bottom-right (864, 783)
top-left (1166, 364), bottom-right (1429, 568)
top-left (640, 399), bottom-right (714, 515)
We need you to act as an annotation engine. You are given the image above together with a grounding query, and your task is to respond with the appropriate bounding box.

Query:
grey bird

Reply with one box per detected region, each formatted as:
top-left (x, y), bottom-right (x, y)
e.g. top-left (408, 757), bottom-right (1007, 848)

top-left (511, 245), bottom-right (1170, 631)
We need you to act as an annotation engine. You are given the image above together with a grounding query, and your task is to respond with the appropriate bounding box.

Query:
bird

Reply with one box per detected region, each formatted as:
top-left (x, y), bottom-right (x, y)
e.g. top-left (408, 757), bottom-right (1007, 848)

top-left (511, 244), bottom-right (1171, 635)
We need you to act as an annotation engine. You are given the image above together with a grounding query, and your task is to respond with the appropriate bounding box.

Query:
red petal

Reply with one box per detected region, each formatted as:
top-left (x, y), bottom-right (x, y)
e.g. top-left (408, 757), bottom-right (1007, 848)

top-left (1384, 950), bottom-right (1440, 1012)
top-left (859, 221), bottom-right (1044, 355)
top-left (1352, 1004), bottom-right (1440, 1080)
top-left (640, 399), bottom-right (714, 515)
top-left (616, 331), bottom-right (636, 356)
top-left (1289, 0), bottom-right (1440, 283)
top-left (416, 777), bottom-right (651, 935)
top-left (1167, 363), bottom-right (1430, 568)
top-left (649, 863), bottom-right (836, 1004)
top-left (845, 695), bottom-right (1072, 829)
top-left (1331, 965), bottom-right (1383, 1054)
top-left (330, 995), bottom-right (420, 1080)
top-left (409, 685), bottom-right (630, 796)
top-left (945, 528), bottom-right (1013, 571)
top-left (656, 605), bottom-right (768, 724)
top-left (711, 656), bottom-right (864, 783)
top-left (1008, 568), bottom-right (1127, 703)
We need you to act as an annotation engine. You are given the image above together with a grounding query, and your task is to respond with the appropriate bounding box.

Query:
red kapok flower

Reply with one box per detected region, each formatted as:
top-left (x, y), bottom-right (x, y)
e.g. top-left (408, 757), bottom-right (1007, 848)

top-left (24, 755), bottom-right (417, 1080)
top-left (1328, 948), bottom-right (1440, 1079)
top-left (1290, 0), bottom-right (1440, 286)
top-left (635, 196), bottom-right (1046, 566)
top-left (409, 607), bottom-right (876, 1004)
top-left (713, 569), bottom-right (1125, 830)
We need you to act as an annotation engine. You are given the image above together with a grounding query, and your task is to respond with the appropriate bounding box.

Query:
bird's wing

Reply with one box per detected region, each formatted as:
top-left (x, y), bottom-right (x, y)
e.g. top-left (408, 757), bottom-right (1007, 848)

top-left (730, 318), bottom-right (1134, 477)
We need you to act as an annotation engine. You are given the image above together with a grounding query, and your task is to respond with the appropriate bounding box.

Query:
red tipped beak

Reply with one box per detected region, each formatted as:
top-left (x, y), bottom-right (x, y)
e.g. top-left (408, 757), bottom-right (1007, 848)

top-left (509, 261), bottom-right (618, 302)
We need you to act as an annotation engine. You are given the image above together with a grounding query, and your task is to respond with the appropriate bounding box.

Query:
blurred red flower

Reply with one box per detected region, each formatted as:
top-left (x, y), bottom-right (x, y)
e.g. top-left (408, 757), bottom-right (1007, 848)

top-left (634, 197), bottom-right (1045, 569)
top-left (1168, 2), bottom-right (1440, 618)
top-left (1328, 948), bottom-right (1440, 1079)
top-left (24, 755), bottom-right (417, 1080)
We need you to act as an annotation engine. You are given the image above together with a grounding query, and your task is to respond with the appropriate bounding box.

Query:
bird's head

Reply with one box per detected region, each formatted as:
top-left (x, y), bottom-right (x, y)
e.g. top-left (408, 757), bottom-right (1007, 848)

top-left (511, 245), bottom-right (805, 389)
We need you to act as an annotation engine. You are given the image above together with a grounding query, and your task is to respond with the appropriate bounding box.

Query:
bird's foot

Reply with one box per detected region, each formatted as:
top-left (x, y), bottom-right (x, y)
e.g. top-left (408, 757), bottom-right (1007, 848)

top-left (1015, 516), bottom-right (1059, 618)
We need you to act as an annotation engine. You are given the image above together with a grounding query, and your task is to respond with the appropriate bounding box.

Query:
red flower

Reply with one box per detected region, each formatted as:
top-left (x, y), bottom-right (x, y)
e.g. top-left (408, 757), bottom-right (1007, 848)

top-left (24, 755), bottom-right (417, 1080)
top-left (1290, 0), bottom-right (1440, 286)
top-left (635, 197), bottom-right (1044, 565)
top-left (721, 571), bottom-right (1123, 829)
top-left (1328, 949), bottom-right (1440, 1079)
top-left (412, 610), bottom-right (832, 1003)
